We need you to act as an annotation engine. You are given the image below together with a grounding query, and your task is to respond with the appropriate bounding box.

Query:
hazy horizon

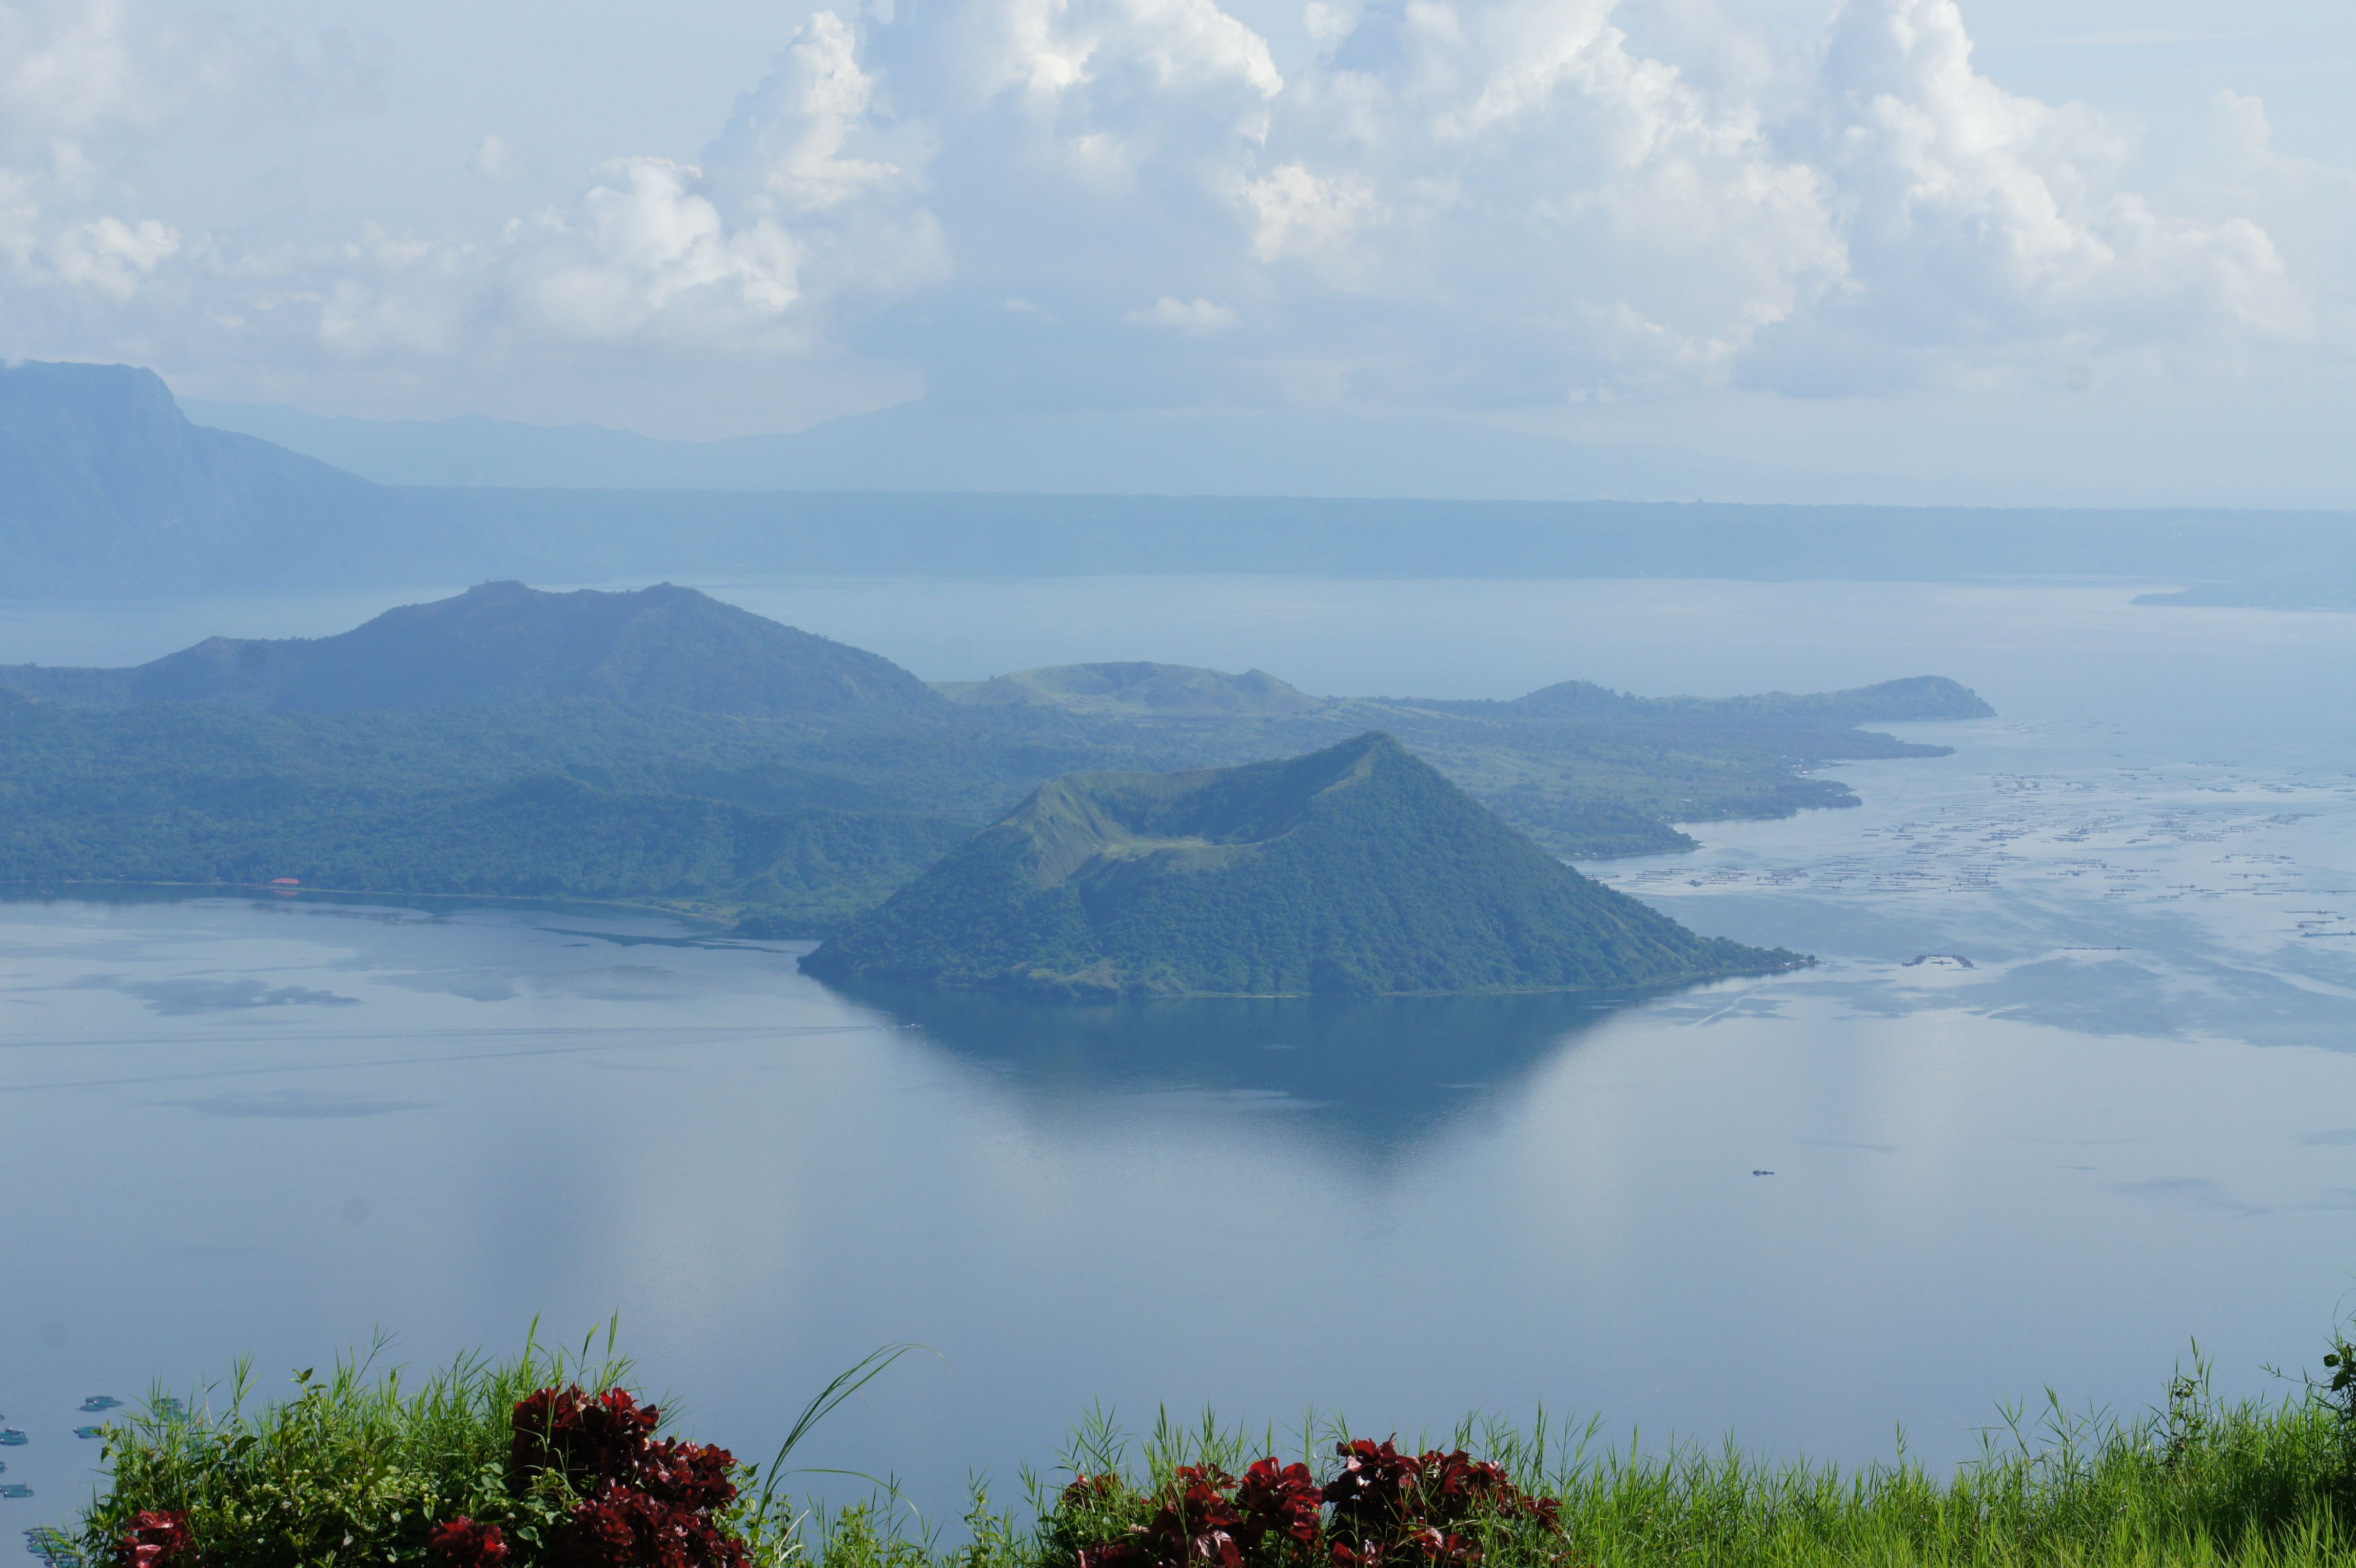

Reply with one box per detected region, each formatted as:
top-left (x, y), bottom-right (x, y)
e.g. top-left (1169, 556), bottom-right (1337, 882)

top-left (6, 0), bottom-right (2356, 506)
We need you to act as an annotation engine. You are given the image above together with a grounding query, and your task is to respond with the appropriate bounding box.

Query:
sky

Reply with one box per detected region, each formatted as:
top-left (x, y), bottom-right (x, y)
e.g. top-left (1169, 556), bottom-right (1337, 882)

top-left (4, 0), bottom-right (2354, 504)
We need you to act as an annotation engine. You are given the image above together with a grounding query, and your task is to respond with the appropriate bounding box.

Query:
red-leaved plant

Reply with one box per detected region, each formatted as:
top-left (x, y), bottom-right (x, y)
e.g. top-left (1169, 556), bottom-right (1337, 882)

top-left (1322, 1439), bottom-right (1560, 1564)
top-left (1235, 1460), bottom-right (1324, 1555)
top-left (1062, 1441), bottom-right (1560, 1568)
top-left (511, 1388), bottom-right (662, 1484)
top-left (429, 1384), bottom-right (747, 1568)
top-left (117, 1510), bottom-right (197, 1568)
top-left (427, 1517), bottom-right (512, 1568)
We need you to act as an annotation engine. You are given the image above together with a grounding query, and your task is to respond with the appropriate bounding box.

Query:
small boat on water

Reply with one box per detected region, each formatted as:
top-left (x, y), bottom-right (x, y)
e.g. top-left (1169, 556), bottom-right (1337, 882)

top-left (0, 1431), bottom-right (25, 1447)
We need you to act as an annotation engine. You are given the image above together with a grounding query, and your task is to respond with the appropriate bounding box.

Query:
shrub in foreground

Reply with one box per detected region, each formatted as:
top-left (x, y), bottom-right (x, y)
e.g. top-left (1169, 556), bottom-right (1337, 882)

top-left (39, 1333), bottom-right (773, 1568)
top-left (1052, 1439), bottom-right (1559, 1568)
top-left (41, 1329), bottom-right (2356, 1567)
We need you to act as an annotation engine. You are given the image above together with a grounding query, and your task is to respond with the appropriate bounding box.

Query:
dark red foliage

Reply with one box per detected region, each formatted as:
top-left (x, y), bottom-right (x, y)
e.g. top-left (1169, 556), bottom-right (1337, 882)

top-left (512, 1387), bottom-right (662, 1484)
top-left (118, 1510), bottom-right (195, 1568)
top-left (1151, 1466), bottom-right (1247, 1568)
top-left (428, 1517), bottom-right (511, 1568)
top-left (1234, 1460), bottom-right (1323, 1552)
top-left (635, 1437), bottom-right (740, 1513)
top-left (1330, 1528), bottom-right (1482, 1568)
top-left (1081, 1465), bottom-right (1249, 1568)
top-left (1323, 1441), bottom-right (1556, 1543)
top-left (508, 1385), bottom-right (748, 1568)
top-left (1064, 1439), bottom-right (1559, 1568)
top-left (557, 1481), bottom-right (748, 1568)
top-left (1322, 1441), bottom-right (1423, 1538)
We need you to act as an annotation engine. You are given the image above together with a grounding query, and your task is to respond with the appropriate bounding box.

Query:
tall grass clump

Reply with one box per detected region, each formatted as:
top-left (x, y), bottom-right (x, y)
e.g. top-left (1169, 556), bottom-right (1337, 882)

top-left (32, 1326), bottom-right (915, 1568)
top-left (1013, 1353), bottom-right (2356, 1568)
top-left (38, 1325), bottom-right (2356, 1567)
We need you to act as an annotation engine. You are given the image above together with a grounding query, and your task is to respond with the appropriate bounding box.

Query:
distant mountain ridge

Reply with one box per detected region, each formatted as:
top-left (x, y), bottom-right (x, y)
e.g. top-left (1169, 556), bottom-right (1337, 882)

top-left (802, 732), bottom-right (1803, 996)
top-left (0, 582), bottom-right (946, 717)
top-left (935, 662), bottom-right (1324, 716)
top-left (12, 360), bottom-right (2356, 600)
top-left (178, 396), bottom-right (1858, 502)
top-left (1473, 675), bottom-right (1996, 723)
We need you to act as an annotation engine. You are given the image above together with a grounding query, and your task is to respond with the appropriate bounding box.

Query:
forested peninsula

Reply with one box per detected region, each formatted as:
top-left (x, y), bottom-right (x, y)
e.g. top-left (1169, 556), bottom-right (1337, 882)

top-left (0, 582), bottom-right (1992, 934)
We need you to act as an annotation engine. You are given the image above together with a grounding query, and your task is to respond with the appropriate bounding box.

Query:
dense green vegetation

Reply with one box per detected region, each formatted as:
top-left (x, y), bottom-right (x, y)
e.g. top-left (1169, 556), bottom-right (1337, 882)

top-left (0, 691), bottom-right (1116, 932)
top-left (804, 733), bottom-right (1799, 995)
top-left (1265, 676), bottom-right (1988, 857)
top-left (41, 1327), bottom-right (2356, 1567)
top-left (0, 583), bottom-right (1990, 932)
top-left (949, 666), bottom-right (1992, 858)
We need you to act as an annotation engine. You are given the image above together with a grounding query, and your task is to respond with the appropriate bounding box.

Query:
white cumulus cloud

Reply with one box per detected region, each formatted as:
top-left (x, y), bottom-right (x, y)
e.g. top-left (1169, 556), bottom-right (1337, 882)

top-left (0, 0), bottom-right (2349, 434)
top-left (51, 214), bottom-right (177, 298)
top-left (1768, 0), bottom-right (2307, 379)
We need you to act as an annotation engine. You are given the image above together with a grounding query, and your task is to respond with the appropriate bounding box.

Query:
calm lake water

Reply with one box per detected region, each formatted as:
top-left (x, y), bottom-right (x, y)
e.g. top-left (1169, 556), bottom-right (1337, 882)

top-left (6, 577), bottom-right (2356, 1538)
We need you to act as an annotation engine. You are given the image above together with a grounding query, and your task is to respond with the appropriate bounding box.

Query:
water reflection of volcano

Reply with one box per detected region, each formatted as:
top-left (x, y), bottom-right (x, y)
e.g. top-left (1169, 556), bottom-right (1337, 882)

top-left (824, 982), bottom-right (1678, 1149)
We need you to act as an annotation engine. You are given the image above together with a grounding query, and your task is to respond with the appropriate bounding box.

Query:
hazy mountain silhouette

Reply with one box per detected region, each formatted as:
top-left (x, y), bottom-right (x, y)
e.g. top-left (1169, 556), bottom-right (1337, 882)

top-left (180, 396), bottom-right (1853, 502)
top-left (1483, 675), bottom-right (1995, 723)
top-left (26, 359), bottom-right (2356, 603)
top-left (935, 662), bottom-right (1325, 716)
top-left (0, 581), bottom-right (947, 717)
top-left (0, 361), bottom-right (403, 591)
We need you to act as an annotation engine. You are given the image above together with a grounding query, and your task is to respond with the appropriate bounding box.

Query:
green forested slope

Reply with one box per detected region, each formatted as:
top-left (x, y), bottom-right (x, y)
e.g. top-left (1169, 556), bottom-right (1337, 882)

top-left (0, 671), bottom-right (1989, 930)
top-left (0, 693), bottom-right (1084, 930)
top-left (0, 582), bottom-right (1993, 930)
top-left (983, 672), bottom-right (1994, 857)
top-left (802, 734), bottom-right (1800, 995)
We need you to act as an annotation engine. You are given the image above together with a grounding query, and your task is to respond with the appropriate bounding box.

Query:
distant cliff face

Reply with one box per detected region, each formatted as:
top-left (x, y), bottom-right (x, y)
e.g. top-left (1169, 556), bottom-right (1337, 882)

top-left (801, 732), bottom-right (1803, 997)
top-left (0, 581), bottom-right (949, 718)
top-left (0, 360), bottom-right (403, 593)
